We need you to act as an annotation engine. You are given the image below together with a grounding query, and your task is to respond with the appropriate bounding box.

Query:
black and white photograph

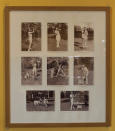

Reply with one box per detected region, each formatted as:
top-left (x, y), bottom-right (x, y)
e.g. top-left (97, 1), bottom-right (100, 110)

top-left (21, 22), bottom-right (41, 51)
top-left (21, 57), bottom-right (42, 85)
top-left (47, 57), bottom-right (69, 85)
top-left (74, 57), bottom-right (94, 85)
top-left (26, 90), bottom-right (55, 111)
top-left (74, 23), bottom-right (94, 51)
top-left (47, 23), bottom-right (68, 51)
top-left (61, 91), bottom-right (89, 111)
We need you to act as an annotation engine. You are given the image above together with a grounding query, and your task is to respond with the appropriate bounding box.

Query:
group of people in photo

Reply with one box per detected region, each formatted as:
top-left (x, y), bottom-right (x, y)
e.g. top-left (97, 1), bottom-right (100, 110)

top-left (33, 96), bottom-right (48, 108)
top-left (26, 91), bottom-right (55, 111)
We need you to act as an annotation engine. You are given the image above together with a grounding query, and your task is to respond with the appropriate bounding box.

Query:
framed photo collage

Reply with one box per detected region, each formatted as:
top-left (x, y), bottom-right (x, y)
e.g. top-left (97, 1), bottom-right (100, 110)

top-left (5, 6), bottom-right (111, 127)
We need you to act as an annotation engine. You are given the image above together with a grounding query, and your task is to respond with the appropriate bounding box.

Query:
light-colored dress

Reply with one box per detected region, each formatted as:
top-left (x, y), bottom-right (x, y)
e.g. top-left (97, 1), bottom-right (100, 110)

top-left (70, 94), bottom-right (74, 110)
top-left (82, 66), bottom-right (89, 84)
top-left (32, 63), bottom-right (37, 76)
top-left (82, 30), bottom-right (88, 40)
top-left (55, 30), bottom-right (61, 42)
top-left (28, 32), bottom-right (33, 43)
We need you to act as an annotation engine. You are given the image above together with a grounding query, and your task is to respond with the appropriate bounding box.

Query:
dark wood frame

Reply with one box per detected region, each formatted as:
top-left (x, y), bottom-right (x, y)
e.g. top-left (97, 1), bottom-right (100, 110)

top-left (4, 6), bottom-right (111, 127)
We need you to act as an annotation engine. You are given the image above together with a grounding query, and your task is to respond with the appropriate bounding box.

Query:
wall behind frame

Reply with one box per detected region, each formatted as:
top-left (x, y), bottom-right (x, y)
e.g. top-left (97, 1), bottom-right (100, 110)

top-left (0, 0), bottom-right (114, 131)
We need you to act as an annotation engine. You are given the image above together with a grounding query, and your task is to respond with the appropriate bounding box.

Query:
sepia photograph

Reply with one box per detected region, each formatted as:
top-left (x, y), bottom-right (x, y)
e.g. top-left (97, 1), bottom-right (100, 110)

top-left (74, 23), bottom-right (94, 51)
top-left (21, 57), bottom-right (42, 85)
top-left (47, 57), bottom-right (69, 85)
top-left (21, 22), bottom-right (41, 51)
top-left (47, 23), bottom-right (68, 51)
top-left (74, 57), bottom-right (94, 85)
top-left (61, 91), bottom-right (89, 111)
top-left (26, 90), bottom-right (55, 111)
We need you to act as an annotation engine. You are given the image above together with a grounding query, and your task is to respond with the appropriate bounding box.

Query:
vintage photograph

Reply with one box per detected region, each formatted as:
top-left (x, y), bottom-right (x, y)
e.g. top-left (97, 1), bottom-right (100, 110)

top-left (74, 23), bottom-right (94, 51)
top-left (61, 91), bottom-right (89, 111)
top-left (74, 57), bottom-right (94, 85)
top-left (47, 57), bottom-right (69, 85)
top-left (26, 90), bottom-right (55, 111)
top-left (21, 22), bottom-right (41, 51)
top-left (21, 57), bottom-right (42, 85)
top-left (47, 23), bottom-right (68, 51)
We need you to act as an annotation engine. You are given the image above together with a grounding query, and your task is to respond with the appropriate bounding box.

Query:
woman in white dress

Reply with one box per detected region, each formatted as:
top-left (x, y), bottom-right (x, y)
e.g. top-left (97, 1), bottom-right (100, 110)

top-left (82, 65), bottom-right (89, 84)
top-left (55, 28), bottom-right (61, 48)
top-left (28, 28), bottom-right (34, 51)
top-left (70, 92), bottom-right (74, 110)
top-left (32, 62), bottom-right (37, 77)
top-left (82, 27), bottom-right (88, 48)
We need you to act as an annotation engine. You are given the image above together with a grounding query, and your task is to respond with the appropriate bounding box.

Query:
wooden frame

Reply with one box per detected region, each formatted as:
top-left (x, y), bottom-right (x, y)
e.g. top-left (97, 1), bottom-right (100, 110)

top-left (5, 6), bottom-right (111, 127)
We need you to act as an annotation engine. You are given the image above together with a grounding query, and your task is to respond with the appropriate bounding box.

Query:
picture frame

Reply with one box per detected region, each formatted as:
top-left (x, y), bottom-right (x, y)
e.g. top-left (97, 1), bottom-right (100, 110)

top-left (5, 6), bottom-right (111, 127)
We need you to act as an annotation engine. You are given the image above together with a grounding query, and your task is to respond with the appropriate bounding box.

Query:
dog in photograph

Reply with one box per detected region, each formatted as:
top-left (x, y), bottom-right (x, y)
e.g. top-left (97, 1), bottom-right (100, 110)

top-left (24, 71), bottom-right (34, 80)
top-left (24, 72), bottom-right (30, 80)
top-left (33, 99), bottom-right (41, 106)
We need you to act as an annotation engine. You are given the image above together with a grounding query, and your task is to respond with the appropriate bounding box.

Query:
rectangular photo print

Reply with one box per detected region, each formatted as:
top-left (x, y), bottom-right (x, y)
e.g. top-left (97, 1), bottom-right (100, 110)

top-left (74, 23), bottom-right (94, 51)
top-left (61, 91), bottom-right (89, 111)
top-left (21, 57), bottom-right (42, 85)
top-left (74, 57), bottom-right (94, 85)
top-left (21, 22), bottom-right (41, 51)
top-left (47, 57), bottom-right (69, 85)
top-left (26, 90), bottom-right (55, 111)
top-left (47, 23), bottom-right (68, 51)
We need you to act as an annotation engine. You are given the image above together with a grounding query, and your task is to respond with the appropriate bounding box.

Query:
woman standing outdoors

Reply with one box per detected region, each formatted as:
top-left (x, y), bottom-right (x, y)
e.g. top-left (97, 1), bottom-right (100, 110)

top-left (28, 27), bottom-right (34, 51)
top-left (82, 27), bottom-right (88, 48)
top-left (55, 27), bottom-right (61, 48)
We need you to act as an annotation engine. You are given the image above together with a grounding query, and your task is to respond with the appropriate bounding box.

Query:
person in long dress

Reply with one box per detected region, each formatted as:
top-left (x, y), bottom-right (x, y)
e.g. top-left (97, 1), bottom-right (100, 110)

top-left (55, 28), bottom-right (61, 48)
top-left (82, 27), bottom-right (88, 48)
top-left (82, 65), bottom-right (89, 84)
top-left (28, 28), bottom-right (34, 51)
top-left (32, 62), bottom-right (37, 77)
top-left (70, 92), bottom-right (74, 110)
